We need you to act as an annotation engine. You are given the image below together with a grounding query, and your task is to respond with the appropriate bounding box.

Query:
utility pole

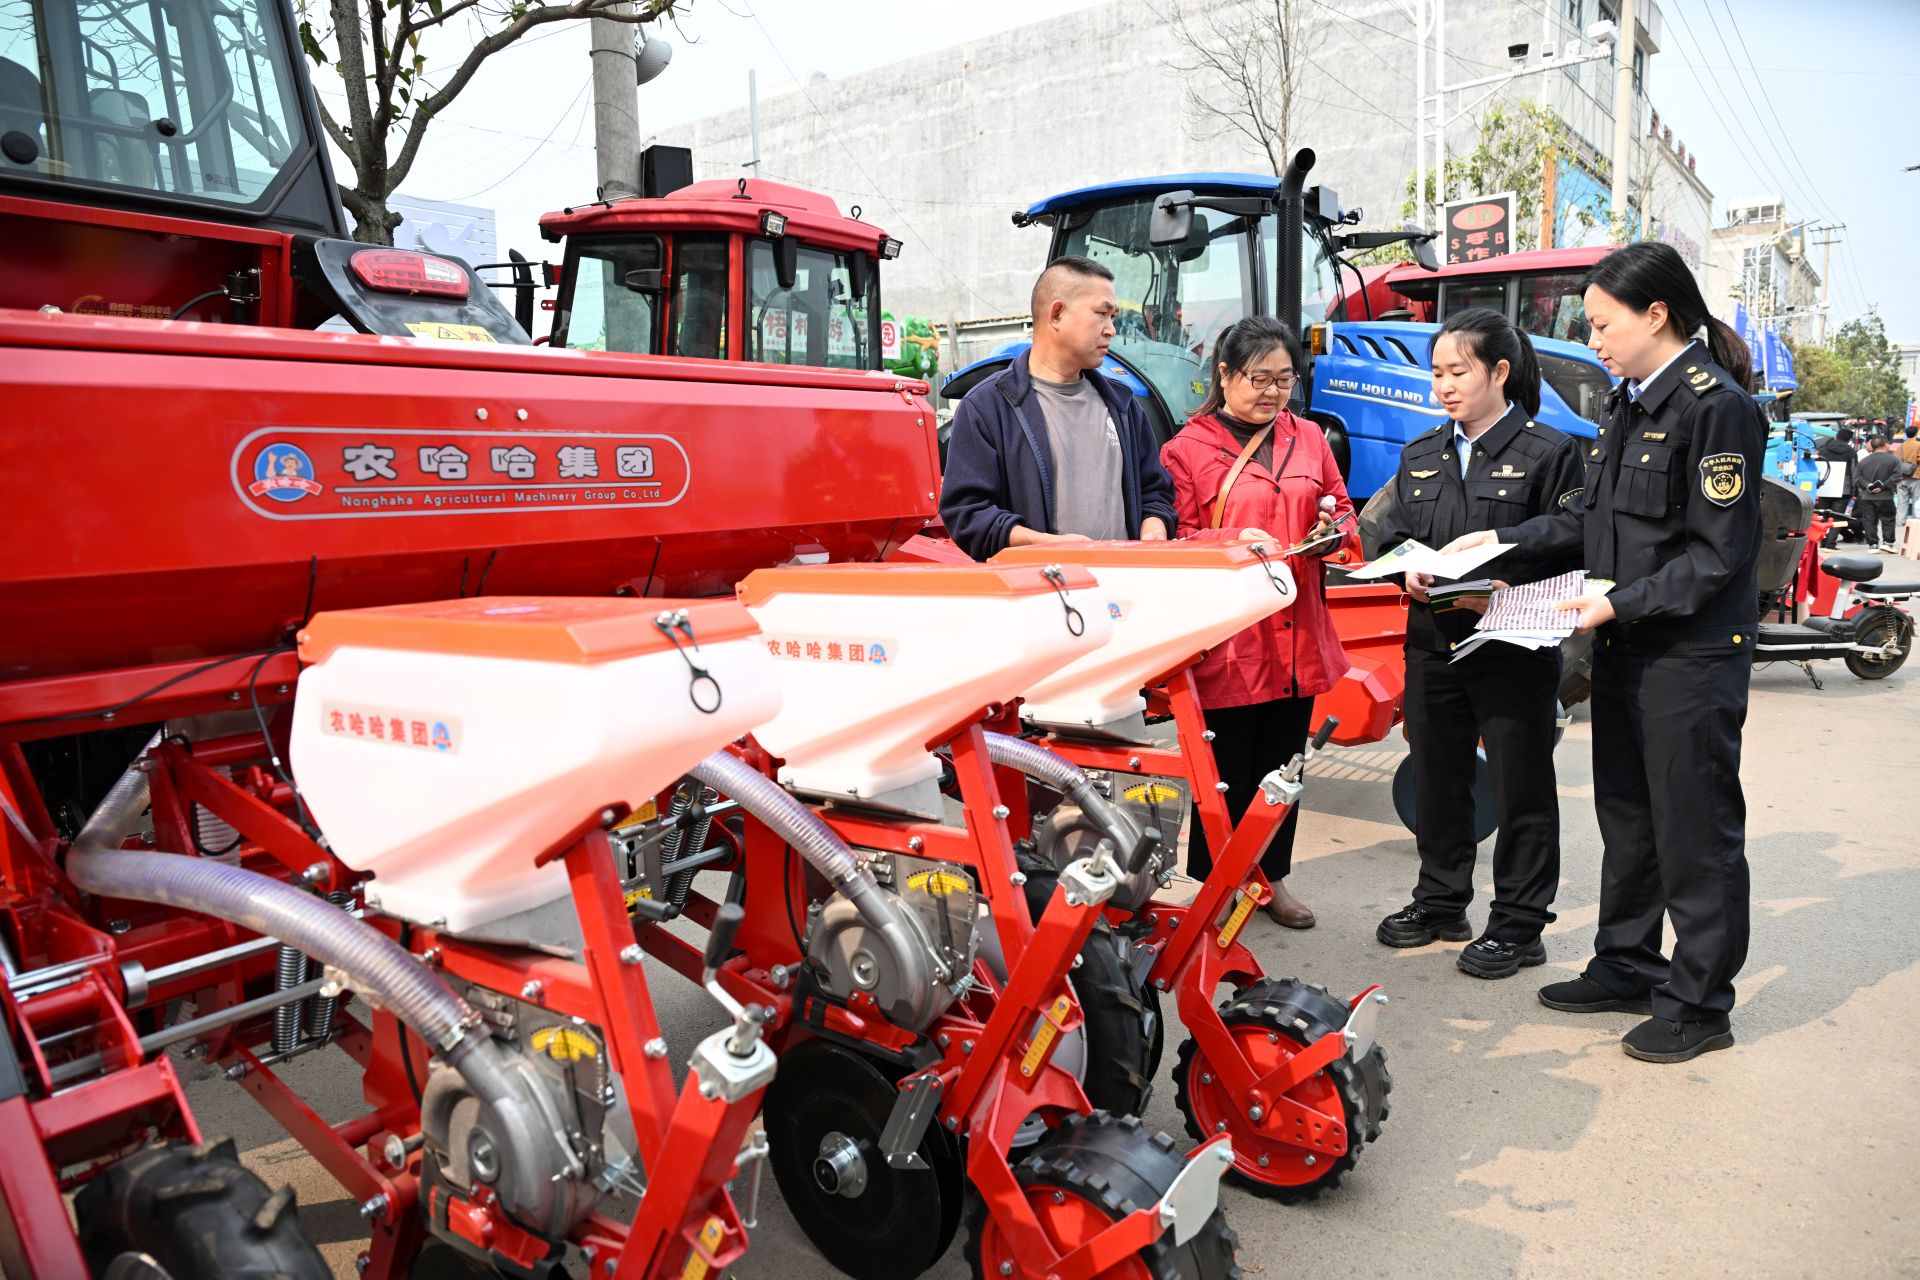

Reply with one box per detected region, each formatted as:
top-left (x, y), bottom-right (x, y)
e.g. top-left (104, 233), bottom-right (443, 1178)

top-left (589, 3), bottom-right (641, 200)
top-left (1607, 0), bottom-right (1636, 235)
top-left (1810, 223), bottom-right (1846, 345)
top-left (1414, 0), bottom-right (1426, 229)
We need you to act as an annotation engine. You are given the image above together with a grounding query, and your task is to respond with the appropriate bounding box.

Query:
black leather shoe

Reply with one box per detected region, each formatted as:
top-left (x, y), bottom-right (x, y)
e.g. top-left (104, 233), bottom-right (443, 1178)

top-left (1537, 975), bottom-right (1653, 1015)
top-left (1376, 903), bottom-right (1473, 948)
top-left (1621, 1015), bottom-right (1734, 1063)
top-left (1457, 935), bottom-right (1547, 979)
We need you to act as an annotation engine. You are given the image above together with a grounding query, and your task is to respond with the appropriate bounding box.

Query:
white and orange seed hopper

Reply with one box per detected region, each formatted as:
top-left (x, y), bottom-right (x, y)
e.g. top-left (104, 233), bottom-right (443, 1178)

top-left (738, 562), bottom-right (1112, 815)
top-left (992, 542), bottom-right (1296, 737)
top-left (290, 597), bottom-right (779, 933)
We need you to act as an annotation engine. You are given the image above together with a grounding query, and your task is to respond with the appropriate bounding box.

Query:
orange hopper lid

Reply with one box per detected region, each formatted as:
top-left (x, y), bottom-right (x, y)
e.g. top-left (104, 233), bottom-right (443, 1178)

top-left (298, 596), bottom-right (760, 666)
top-left (737, 561), bottom-right (1098, 608)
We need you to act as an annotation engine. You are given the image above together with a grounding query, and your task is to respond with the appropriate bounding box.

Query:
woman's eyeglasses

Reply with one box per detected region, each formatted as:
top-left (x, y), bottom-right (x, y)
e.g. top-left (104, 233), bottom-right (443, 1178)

top-left (1238, 371), bottom-right (1299, 390)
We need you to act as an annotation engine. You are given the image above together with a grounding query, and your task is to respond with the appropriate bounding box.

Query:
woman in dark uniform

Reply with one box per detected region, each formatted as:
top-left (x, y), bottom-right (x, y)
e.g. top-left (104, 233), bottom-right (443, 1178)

top-left (1444, 242), bottom-right (1765, 1064)
top-left (1375, 308), bottom-right (1584, 978)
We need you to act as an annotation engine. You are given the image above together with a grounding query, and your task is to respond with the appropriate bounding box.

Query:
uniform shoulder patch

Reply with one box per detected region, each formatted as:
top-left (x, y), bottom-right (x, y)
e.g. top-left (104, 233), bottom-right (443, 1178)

top-left (1686, 367), bottom-right (1721, 393)
top-left (1700, 451), bottom-right (1744, 506)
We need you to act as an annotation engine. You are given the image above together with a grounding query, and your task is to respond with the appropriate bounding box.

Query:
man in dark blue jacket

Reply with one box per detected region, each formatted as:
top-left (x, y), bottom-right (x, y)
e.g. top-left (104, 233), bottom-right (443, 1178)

top-left (941, 257), bottom-right (1176, 559)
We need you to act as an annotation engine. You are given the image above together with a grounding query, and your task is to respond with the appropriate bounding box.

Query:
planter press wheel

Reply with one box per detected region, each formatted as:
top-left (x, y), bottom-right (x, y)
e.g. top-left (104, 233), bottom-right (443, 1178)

top-left (1391, 747), bottom-right (1498, 843)
top-left (75, 1138), bottom-right (329, 1280)
top-left (762, 1038), bottom-right (965, 1280)
top-left (964, 1112), bottom-right (1240, 1280)
top-left (1172, 977), bottom-right (1391, 1202)
top-left (1846, 610), bottom-right (1911, 680)
top-left (1020, 867), bottom-right (1158, 1116)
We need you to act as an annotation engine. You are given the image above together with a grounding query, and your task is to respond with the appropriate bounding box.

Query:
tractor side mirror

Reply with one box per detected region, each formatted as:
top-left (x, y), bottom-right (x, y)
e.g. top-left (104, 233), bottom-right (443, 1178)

top-left (1409, 224), bottom-right (1440, 272)
top-left (624, 268), bottom-right (666, 294)
top-left (847, 249), bottom-right (872, 301)
top-left (1150, 189), bottom-right (1195, 247)
top-left (772, 235), bottom-right (800, 292)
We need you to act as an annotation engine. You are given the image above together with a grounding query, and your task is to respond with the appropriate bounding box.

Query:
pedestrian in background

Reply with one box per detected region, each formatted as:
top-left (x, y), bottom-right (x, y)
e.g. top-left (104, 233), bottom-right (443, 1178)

top-left (1894, 425), bottom-right (1920, 543)
top-left (1374, 308), bottom-right (1585, 978)
top-left (1444, 241), bottom-right (1764, 1064)
top-left (1161, 317), bottom-right (1359, 928)
top-left (1854, 434), bottom-right (1904, 552)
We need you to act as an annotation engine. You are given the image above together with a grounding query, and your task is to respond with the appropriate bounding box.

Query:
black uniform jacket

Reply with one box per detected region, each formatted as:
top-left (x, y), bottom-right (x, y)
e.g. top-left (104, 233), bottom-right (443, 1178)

top-left (1506, 342), bottom-right (1767, 643)
top-left (1379, 403), bottom-right (1586, 651)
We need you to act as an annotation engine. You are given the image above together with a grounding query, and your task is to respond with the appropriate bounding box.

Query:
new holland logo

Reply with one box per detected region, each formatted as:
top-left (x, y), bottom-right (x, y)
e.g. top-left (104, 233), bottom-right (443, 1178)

top-left (248, 443), bottom-right (324, 502)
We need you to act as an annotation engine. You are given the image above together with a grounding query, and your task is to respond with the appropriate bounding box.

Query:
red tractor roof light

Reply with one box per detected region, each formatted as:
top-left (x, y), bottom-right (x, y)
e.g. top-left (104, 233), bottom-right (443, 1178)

top-left (349, 249), bottom-right (470, 299)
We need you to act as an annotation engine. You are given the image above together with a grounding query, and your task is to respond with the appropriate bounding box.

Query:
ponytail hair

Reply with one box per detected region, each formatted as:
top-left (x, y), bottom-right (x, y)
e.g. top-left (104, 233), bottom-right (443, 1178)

top-left (1194, 316), bottom-right (1307, 419)
top-left (1584, 241), bottom-right (1755, 393)
top-left (1431, 306), bottom-right (1543, 418)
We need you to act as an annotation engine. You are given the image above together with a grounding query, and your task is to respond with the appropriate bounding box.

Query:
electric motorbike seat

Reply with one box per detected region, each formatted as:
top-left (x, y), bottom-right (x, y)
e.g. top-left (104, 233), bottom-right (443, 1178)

top-left (1856, 577), bottom-right (1920, 599)
top-left (1820, 555), bottom-right (1882, 583)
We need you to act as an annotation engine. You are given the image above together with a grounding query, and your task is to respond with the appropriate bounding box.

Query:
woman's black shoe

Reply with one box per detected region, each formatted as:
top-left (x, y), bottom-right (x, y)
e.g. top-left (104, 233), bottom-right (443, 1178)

top-left (1456, 935), bottom-right (1547, 979)
top-left (1621, 1015), bottom-right (1734, 1063)
top-left (1376, 903), bottom-right (1473, 948)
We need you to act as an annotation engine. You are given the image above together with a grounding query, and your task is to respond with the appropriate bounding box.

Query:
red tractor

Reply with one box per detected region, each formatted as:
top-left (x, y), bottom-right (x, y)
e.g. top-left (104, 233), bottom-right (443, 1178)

top-left (0, 0), bottom-right (1265, 1274)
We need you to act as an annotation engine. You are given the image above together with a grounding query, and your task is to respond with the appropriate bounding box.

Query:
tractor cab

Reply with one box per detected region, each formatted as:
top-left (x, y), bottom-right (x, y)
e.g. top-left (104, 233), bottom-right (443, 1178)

top-left (0, 0), bottom-right (529, 339)
top-left (1001, 172), bottom-right (1372, 438)
top-left (540, 176), bottom-right (898, 372)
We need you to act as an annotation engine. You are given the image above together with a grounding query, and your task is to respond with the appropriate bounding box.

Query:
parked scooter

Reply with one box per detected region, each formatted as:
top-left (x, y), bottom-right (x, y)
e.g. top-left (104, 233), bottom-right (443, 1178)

top-left (1753, 478), bottom-right (1915, 686)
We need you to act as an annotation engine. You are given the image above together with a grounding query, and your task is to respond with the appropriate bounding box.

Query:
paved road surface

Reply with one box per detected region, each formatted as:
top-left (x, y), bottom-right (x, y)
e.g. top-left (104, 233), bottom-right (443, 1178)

top-left (178, 621), bottom-right (1920, 1279)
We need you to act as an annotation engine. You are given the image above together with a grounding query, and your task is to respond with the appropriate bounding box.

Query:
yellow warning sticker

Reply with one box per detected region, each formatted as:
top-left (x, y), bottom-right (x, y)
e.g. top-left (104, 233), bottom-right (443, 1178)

top-left (1217, 886), bottom-right (1259, 950)
top-left (613, 799), bottom-right (661, 831)
top-left (681, 1215), bottom-right (727, 1280)
top-left (529, 1025), bottom-right (599, 1062)
top-left (1019, 995), bottom-right (1076, 1078)
top-left (404, 321), bottom-right (499, 343)
top-left (906, 869), bottom-right (972, 896)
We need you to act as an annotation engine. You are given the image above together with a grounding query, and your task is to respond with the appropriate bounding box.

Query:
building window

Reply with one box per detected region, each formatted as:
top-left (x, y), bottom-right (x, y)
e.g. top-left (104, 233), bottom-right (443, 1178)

top-left (1566, 0), bottom-right (1583, 26)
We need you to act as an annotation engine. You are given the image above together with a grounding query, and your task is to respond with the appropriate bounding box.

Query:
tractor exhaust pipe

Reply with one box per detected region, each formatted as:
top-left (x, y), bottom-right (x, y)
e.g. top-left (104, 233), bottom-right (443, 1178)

top-left (1274, 148), bottom-right (1317, 340)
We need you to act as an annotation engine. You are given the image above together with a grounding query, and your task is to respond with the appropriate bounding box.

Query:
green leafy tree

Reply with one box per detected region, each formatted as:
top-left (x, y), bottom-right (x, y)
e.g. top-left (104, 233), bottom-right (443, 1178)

top-left (298, 0), bottom-right (682, 242)
top-left (1785, 318), bottom-right (1910, 420)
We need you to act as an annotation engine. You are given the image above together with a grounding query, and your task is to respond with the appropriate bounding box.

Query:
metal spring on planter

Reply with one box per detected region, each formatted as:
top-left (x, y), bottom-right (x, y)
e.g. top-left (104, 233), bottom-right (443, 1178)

top-left (271, 943), bottom-right (310, 1056)
top-left (301, 891), bottom-right (357, 1042)
top-left (660, 785), bottom-right (718, 910)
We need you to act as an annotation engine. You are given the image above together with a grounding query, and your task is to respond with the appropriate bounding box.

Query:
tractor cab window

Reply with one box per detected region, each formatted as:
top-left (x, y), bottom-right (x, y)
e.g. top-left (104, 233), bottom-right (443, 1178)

top-left (554, 235), bottom-right (661, 353)
top-left (745, 239), bottom-right (875, 370)
top-left (0, 0), bottom-right (308, 206)
top-left (668, 234), bottom-right (728, 360)
top-left (1061, 197), bottom-right (1254, 426)
top-left (1515, 270), bottom-right (1592, 344)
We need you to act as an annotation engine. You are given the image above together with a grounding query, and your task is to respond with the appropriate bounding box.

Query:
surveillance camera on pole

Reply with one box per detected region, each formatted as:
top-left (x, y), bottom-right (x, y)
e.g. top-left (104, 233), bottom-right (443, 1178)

top-left (1586, 19), bottom-right (1619, 48)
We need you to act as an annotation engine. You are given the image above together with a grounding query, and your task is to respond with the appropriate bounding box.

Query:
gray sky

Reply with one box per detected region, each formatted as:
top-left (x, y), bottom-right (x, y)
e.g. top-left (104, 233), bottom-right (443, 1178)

top-left (319, 0), bottom-right (1918, 339)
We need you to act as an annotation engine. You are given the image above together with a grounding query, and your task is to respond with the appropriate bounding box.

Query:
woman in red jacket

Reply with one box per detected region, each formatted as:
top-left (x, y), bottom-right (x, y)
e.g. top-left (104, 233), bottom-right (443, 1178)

top-left (1161, 316), bottom-right (1360, 928)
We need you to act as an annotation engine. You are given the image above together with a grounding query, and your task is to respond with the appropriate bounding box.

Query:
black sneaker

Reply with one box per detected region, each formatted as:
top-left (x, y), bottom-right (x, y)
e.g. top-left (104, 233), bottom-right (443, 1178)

top-left (1621, 1015), bottom-right (1735, 1063)
top-left (1376, 903), bottom-right (1473, 948)
top-left (1457, 935), bottom-right (1547, 979)
top-left (1537, 975), bottom-right (1653, 1015)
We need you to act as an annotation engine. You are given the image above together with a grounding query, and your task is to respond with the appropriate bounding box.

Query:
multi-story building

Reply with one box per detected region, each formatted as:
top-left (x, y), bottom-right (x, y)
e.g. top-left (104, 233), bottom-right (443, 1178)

top-left (658, 0), bottom-right (1712, 327)
top-left (1895, 340), bottom-right (1920, 411)
top-left (1704, 197), bottom-right (1824, 343)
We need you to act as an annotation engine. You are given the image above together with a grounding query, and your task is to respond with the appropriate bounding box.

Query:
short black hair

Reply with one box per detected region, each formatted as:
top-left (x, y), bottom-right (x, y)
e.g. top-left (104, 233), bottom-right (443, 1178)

top-left (1031, 255), bottom-right (1115, 317)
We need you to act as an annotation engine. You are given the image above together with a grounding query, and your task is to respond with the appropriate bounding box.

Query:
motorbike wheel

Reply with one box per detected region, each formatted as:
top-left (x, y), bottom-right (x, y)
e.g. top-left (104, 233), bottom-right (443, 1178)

top-left (762, 1039), bottom-right (966, 1280)
top-left (1845, 610), bottom-right (1910, 680)
top-left (1173, 977), bottom-right (1391, 1202)
top-left (964, 1112), bottom-right (1240, 1279)
top-left (75, 1139), bottom-right (329, 1280)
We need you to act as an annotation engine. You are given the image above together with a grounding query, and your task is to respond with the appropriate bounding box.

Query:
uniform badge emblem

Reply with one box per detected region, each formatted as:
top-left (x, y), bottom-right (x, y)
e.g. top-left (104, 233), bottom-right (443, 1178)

top-left (1700, 452), bottom-right (1744, 506)
top-left (1641, 432), bottom-right (1668, 441)
top-left (1492, 464), bottom-right (1526, 478)
top-left (1409, 469), bottom-right (1439, 479)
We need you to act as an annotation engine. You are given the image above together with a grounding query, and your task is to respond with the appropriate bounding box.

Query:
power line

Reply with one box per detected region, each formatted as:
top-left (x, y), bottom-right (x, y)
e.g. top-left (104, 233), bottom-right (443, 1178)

top-left (442, 77), bottom-right (592, 202)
